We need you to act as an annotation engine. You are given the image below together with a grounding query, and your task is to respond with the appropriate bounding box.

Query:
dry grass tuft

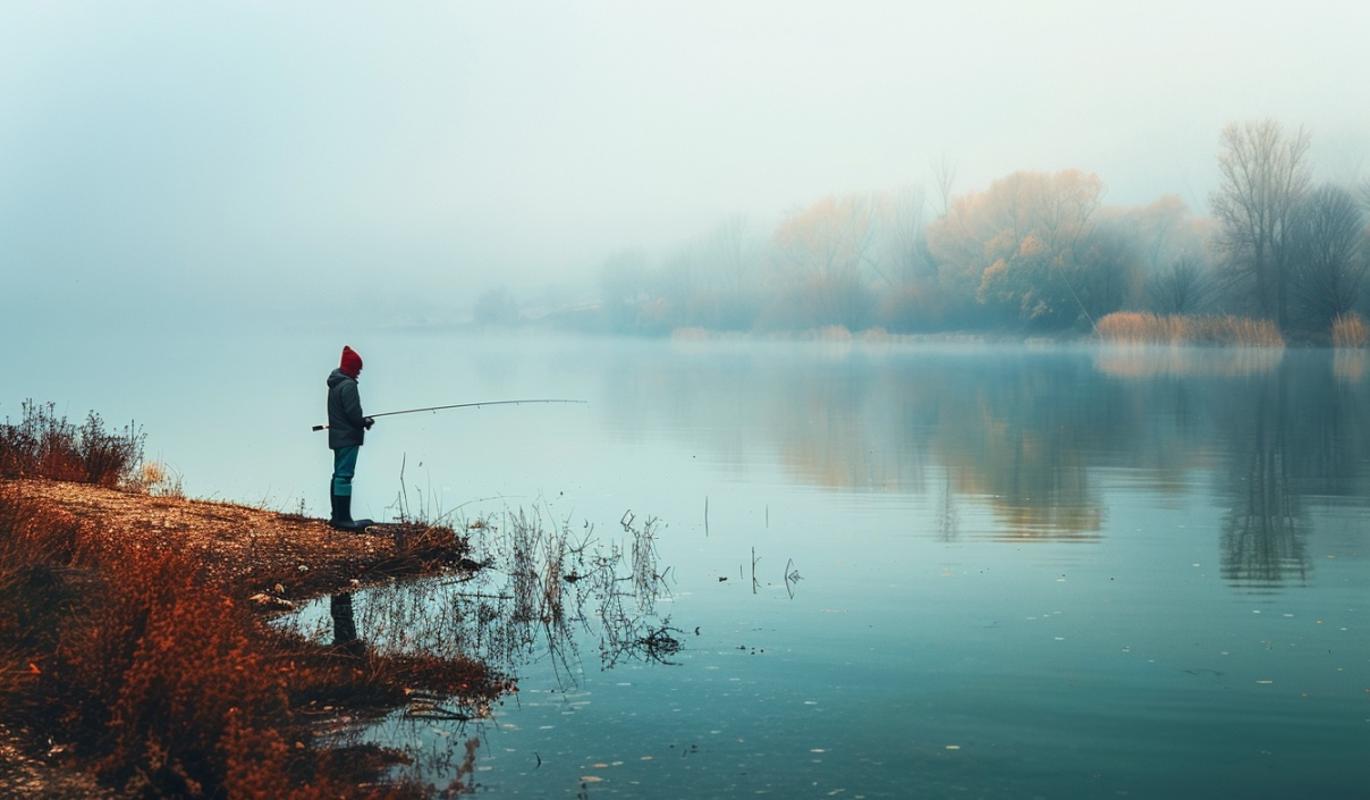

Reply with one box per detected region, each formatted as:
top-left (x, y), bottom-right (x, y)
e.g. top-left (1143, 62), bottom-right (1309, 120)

top-left (1096, 312), bottom-right (1285, 347)
top-left (128, 460), bottom-right (184, 498)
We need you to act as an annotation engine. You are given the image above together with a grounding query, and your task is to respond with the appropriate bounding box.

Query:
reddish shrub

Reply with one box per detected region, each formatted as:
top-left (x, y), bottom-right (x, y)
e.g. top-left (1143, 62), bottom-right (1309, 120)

top-left (0, 401), bottom-right (144, 486)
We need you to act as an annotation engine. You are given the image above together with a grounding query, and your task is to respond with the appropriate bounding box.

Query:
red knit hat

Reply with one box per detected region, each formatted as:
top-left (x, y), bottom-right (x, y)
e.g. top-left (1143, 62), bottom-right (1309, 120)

top-left (340, 345), bottom-right (363, 378)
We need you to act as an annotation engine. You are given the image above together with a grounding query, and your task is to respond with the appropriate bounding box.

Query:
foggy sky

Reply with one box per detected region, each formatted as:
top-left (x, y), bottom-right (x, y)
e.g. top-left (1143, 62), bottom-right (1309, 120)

top-left (2, 0), bottom-right (1367, 329)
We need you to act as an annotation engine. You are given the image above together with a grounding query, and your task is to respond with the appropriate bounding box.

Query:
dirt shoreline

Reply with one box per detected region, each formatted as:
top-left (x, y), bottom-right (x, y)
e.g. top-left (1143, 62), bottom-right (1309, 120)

top-left (10, 479), bottom-right (474, 602)
top-left (0, 479), bottom-right (495, 798)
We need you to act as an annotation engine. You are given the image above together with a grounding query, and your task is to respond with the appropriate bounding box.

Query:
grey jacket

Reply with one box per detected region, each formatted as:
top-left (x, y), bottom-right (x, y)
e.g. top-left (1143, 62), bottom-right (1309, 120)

top-left (326, 369), bottom-right (366, 449)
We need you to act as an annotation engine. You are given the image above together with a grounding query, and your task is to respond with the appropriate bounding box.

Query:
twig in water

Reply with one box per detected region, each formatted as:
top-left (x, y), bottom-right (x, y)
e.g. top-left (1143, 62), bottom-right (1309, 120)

top-left (438, 590), bottom-right (515, 599)
top-left (783, 557), bottom-right (802, 600)
top-left (404, 703), bottom-right (473, 721)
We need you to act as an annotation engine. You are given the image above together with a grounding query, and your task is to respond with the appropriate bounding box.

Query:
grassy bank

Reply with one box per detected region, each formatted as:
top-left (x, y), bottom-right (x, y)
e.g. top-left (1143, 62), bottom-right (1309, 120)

top-left (1, 405), bottom-right (504, 798)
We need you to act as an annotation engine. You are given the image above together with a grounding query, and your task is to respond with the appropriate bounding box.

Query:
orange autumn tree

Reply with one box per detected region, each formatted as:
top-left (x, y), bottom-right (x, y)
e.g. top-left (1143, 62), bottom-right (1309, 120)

top-left (927, 170), bottom-right (1125, 328)
top-left (768, 193), bottom-right (881, 329)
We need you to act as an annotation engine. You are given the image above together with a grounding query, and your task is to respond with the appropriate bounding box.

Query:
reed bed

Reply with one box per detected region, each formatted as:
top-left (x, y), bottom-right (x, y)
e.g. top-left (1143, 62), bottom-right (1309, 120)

top-left (1332, 313), bottom-right (1368, 348)
top-left (1096, 312), bottom-right (1285, 347)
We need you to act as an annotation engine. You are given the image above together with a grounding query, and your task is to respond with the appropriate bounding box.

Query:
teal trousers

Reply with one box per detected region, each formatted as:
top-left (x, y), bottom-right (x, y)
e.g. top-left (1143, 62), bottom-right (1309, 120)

top-left (332, 446), bottom-right (359, 496)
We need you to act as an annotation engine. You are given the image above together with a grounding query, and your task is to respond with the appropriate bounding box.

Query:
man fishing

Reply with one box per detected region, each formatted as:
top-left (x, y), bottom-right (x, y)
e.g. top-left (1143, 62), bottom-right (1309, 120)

top-left (326, 345), bottom-right (375, 530)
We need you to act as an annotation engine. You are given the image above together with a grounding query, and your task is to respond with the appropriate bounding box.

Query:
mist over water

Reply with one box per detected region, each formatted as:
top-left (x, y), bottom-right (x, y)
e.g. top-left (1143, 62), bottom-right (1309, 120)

top-left (8, 330), bottom-right (1369, 796)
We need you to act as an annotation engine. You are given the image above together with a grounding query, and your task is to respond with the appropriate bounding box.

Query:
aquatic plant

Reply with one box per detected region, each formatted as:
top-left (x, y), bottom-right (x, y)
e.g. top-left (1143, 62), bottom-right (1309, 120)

top-left (288, 504), bottom-right (680, 687)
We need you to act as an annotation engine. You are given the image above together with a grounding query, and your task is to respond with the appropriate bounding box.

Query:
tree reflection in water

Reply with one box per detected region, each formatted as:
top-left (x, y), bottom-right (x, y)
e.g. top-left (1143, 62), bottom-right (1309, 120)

top-left (589, 342), bottom-right (1370, 557)
top-left (1215, 353), bottom-right (1370, 588)
top-left (1219, 368), bottom-right (1308, 588)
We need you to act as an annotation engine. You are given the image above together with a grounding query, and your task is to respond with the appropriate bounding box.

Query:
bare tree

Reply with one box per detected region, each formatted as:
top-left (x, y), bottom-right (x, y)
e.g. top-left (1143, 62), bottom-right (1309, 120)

top-left (710, 214), bottom-right (753, 296)
top-left (1289, 184), bottom-right (1367, 327)
top-left (472, 285), bottom-right (521, 325)
top-left (931, 155), bottom-right (957, 218)
top-left (1148, 256), bottom-right (1211, 314)
top-left (695, 215), bottom-right (760, 329)
top-left (1211, 120), bottom-right (1312, 328)
top-left (598, 249), bottom-right (652, 331)
top-left (877, 185), bottom-right (928, 288)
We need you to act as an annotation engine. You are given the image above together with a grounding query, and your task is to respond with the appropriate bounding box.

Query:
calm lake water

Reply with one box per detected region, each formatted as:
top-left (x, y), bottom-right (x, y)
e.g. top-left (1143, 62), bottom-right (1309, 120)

top-left (8, 333), bottom-right (1370, 798)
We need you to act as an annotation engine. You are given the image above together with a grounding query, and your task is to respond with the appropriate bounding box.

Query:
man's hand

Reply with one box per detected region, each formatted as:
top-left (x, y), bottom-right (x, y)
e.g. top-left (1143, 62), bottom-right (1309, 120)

top-left (363, 417), bottom-right (375, 430)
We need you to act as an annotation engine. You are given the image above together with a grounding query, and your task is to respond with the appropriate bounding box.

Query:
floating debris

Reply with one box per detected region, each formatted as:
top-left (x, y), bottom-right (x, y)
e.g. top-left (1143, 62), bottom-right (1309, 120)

top-left (247, 592), bottom-right (295, 611)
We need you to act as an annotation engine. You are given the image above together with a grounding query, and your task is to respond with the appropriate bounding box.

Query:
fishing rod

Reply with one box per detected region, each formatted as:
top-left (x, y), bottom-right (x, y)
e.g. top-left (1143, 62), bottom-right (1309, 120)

top-left (311, 399), bottom-right (586, 431)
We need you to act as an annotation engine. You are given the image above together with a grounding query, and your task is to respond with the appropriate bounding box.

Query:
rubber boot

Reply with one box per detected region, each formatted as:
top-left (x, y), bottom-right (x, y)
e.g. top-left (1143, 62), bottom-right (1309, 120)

top-left (329, 491), bottom-right (354, 530)
top-left (328, 492), bottom-right (339, 526)
top-left (331, 494), bottom-right (374, 531)
top-left (350, 495), bottom-right (375, 530)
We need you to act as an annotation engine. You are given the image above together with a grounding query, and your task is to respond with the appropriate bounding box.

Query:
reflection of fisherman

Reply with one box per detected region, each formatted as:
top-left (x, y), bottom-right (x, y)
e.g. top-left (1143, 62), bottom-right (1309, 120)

top-left (330, 593), bottom-right (362, 655)
top-left (326, 346), bottom-right (375, 530)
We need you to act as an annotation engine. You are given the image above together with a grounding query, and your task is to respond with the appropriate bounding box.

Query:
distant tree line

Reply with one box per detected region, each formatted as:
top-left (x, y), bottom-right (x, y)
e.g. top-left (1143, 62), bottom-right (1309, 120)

top-left (483, 120), bottom-right (1370, 340)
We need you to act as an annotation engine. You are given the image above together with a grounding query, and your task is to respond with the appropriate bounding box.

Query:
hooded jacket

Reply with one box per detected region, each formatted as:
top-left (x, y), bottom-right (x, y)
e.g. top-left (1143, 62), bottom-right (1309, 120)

top-left (326, 368), bottom-right (366, 449)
